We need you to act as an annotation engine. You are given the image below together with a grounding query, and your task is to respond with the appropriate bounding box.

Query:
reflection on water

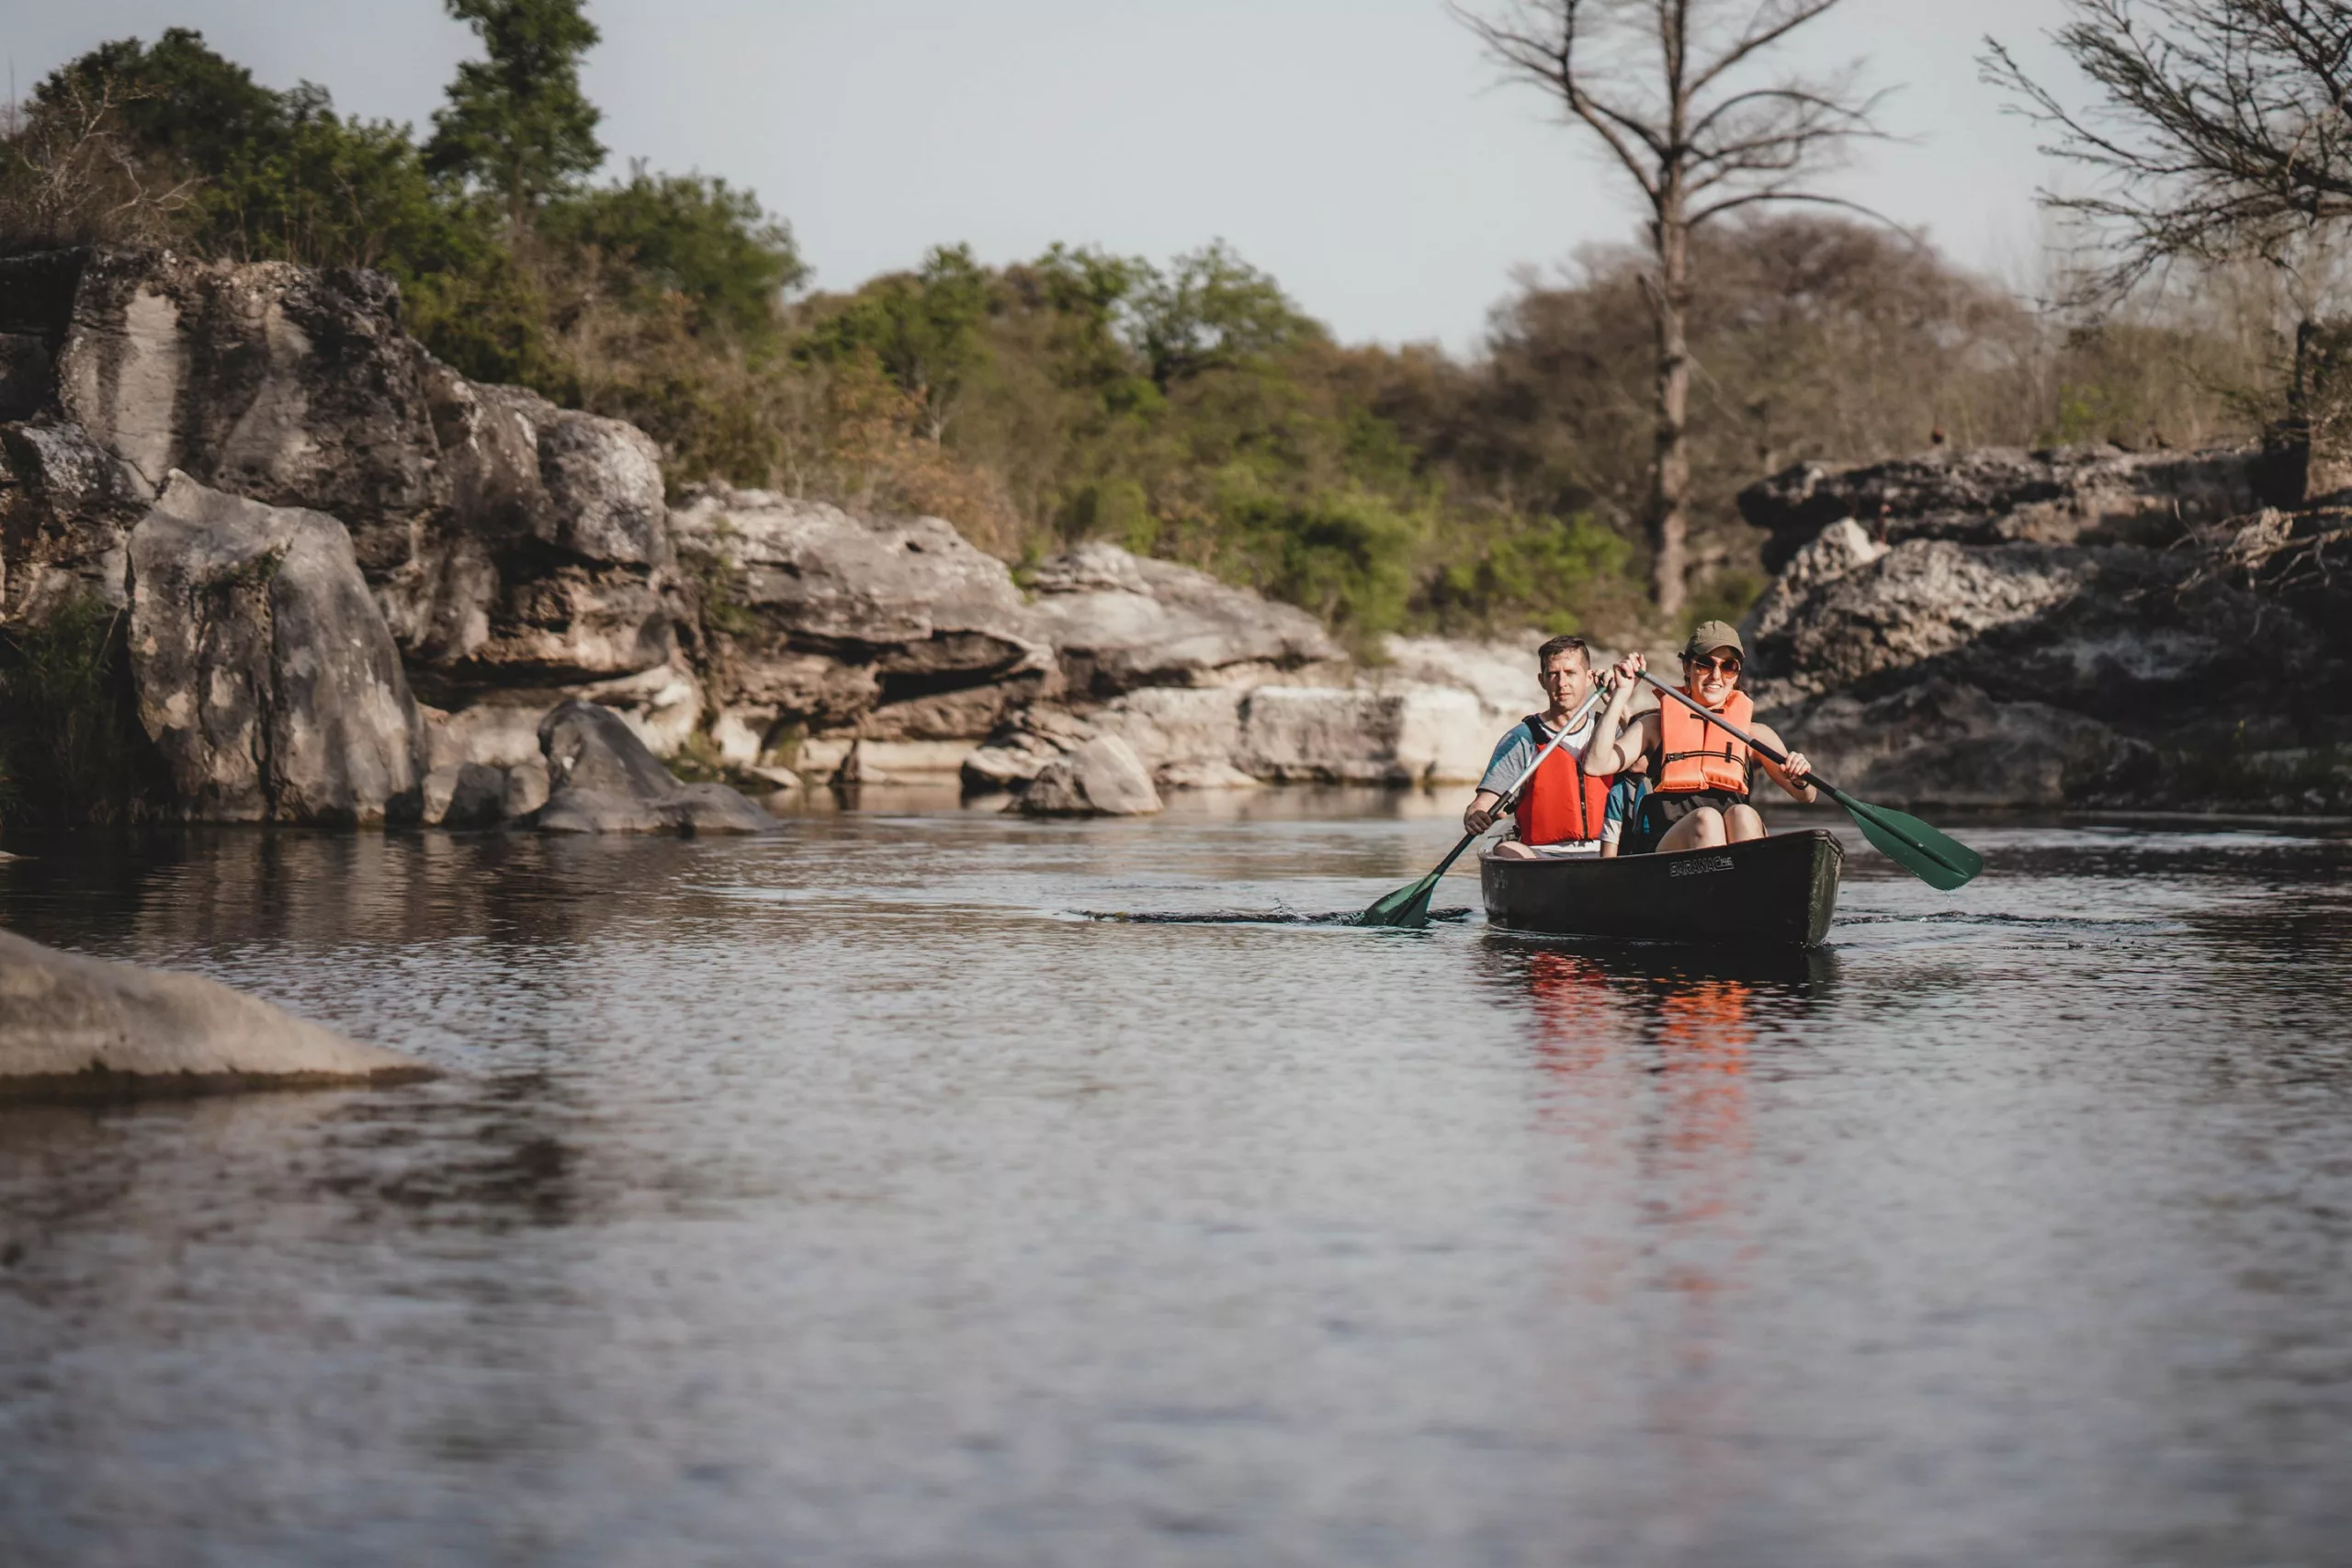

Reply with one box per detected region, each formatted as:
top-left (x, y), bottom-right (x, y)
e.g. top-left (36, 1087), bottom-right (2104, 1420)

top-left (2, 803), bottom-right (2349, 1567)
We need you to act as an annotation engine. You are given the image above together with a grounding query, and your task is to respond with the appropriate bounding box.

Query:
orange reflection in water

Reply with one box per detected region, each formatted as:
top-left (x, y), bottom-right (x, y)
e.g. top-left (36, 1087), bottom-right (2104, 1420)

top-left (1516, 952), bottom-right (1759, 1300)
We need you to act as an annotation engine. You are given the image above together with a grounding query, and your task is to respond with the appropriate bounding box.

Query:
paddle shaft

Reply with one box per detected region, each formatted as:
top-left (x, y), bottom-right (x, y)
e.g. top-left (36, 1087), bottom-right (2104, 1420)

top-left (1427, 685), bottom-right (1611, 875)
top-left (1635, 671), bottom-right (1830, 800)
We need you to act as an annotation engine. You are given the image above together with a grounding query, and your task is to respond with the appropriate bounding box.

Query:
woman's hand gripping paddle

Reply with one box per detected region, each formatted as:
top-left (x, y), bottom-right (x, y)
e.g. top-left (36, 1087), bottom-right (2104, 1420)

top-left (1357, 687), bottom-right (1610, 928)
top-left (1637, 671), bottom-right (1984, 891)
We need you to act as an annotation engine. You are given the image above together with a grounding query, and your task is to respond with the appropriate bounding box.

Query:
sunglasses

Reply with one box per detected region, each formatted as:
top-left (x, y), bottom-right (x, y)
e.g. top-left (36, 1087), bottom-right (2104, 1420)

top-left (1688, 656), bottom-right (1742, 675)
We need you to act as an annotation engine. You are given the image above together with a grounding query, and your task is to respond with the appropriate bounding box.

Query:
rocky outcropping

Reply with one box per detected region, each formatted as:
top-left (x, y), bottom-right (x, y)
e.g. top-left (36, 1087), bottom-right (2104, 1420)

top-left (0, 245), bottom-right (1601, 820)
top-left (1738, 446), bottom-right (2352, 811)
top-left (1015, 735), bottom-right (1163, 817)
top-left (0, 925), bottom-right (430, 1099)
top-left (1022, 541), bottom-right (1344, 698)
top-left (533, 700), bottom-right (775, 834)
top-left (671, 487), bottom-right (1055, 762)
top-left (129, 474), bottom-right (429, 825)
top-left (1739, 444), bottom-right (2266, 572)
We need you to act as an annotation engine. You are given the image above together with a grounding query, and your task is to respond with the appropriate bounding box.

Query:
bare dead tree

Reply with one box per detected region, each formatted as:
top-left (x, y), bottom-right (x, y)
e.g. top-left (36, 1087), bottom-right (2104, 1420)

top-left (1451, 0), bottom-right (1887, 615)
top-left (1983, 0), bottom-right (2352, 306)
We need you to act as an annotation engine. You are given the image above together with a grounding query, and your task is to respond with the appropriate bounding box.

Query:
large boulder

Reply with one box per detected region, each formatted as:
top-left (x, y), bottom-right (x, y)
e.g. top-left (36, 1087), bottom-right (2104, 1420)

top-left (53, 250), bottom-right (446, 577)
top-left (0, 926), bottom-right (430, 1100)
top-left (0, 419), bottom-right (152, 622)
top-left (1023, 541), bottom-right (1344, 698)
top-left (533, 699), bottom-right (775, 834)
top-left (389, 377), bottom-right (679, 692)
top-left (1015, 735), bottom-right (1163, 817)
top-left (671, 487), bottom-right (1055, 756)
top-left (128, 474), bottom-right (428, 825)
top-left (1767, 679), bottom-right (2144, 808)
top-left (14, 247), bottom-right (684, 739)
top-left (1748, 536), bottom-right (2285, 719)
top-left (1739, 445), bottom-right (2264, 572)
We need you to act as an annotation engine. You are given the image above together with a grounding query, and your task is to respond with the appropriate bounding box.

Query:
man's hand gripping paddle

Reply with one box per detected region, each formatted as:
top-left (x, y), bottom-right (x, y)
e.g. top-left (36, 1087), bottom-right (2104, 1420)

top-left (1357, 686), bottom-right (1611, 929)
top-left (1637, 671), bottom-right (1984, 891)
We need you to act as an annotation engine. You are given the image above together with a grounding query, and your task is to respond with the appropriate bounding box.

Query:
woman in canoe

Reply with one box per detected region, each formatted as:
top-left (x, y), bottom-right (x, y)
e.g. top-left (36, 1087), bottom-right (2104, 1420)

top-left (1583, 621), bottom-right (1817, 855)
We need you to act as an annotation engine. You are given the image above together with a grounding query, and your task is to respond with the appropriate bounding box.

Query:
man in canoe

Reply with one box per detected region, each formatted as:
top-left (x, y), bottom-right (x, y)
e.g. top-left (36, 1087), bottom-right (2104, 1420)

top-left (1583, 621), bottom-right (1817, 854)
top-left (1461, 634), bottom-right (1644, 860)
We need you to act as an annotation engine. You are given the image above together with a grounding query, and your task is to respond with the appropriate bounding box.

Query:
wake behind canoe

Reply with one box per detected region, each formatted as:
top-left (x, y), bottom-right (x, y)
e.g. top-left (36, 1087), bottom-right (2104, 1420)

top-left (1480, 829), bottom-right (1843, 947)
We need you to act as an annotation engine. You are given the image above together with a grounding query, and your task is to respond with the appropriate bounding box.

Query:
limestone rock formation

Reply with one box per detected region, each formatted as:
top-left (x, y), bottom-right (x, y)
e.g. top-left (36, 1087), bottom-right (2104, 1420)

top-left (1740, 442), bottom-right (2348, 810)
top-left (0, 926), bottom-right (430, 1099)
top-left (128, 474), bottom-right (429, 825)
top-left (6, 247), bottom-right (686, 763)
top-left (1023, 541), bottom-right (1345, 698)
top-left (672, 487), bottom-right (1055, 759)
top-left (1770, 678), bottom-right (2143, 808)
top-left (1015, 735), bottom-right (1163, 817)
top-left (533, 699), bottom-right (775, 834)
top-left (1738, 444), bottom-right (2266, 572)
top-left (0, 418), bottom-right (151, 619)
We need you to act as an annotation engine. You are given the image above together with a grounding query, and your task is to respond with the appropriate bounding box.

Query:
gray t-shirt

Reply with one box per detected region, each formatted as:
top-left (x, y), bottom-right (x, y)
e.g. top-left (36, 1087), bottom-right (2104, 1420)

top-left (1477, 713), bottom-right (1599, 797)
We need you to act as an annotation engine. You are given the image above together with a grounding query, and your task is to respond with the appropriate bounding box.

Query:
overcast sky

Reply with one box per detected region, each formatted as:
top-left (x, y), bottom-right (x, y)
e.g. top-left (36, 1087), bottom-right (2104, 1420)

top-left (4, 0), bottom-right (2085, 352)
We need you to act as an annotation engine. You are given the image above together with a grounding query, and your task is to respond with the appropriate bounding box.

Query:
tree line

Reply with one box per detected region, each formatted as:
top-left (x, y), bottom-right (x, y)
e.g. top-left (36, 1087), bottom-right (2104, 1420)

top-left (0, 0), bottom-right (2303, 648)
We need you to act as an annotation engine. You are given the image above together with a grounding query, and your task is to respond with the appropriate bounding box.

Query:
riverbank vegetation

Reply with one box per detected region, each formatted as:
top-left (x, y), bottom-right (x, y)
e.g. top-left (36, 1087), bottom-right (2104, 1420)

top-left (0, 2), bottom-right (2289, 646)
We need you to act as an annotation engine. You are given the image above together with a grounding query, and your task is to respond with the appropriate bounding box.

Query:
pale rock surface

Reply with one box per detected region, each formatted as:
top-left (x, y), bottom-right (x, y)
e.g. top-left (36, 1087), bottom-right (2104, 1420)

top-left (672, 487), bottom-right (1055, 744)
top-left (962, 705), bottom-right (1102, 791)
top-left (1024, 542), bottom-right (1344, 697)
top-left (1016, 735), bottom-right (1163, 816)
top-left (1237, 685), bottom-right (1490, 784)
top-left (0, 926), bottom-right (430, 1099)
top-left (129, 474), bottom-right (428, 824)
top-left (533, 699), bottom-right (774, 834)
top-left (1740, 444), bottom-right (2265, 570)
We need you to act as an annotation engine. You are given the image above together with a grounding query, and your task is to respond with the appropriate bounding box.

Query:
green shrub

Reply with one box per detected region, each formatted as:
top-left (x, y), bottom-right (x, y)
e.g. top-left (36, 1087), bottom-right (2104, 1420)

top-left (0, 594), bottom-right (160, 828)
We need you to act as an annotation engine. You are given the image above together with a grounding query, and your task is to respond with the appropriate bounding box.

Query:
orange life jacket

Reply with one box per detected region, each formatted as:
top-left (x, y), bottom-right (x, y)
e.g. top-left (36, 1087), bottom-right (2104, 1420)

top-left (1656, 689), bottom-right (1754, 795)
top-left (1513, 715), bottom-right (1615, 845)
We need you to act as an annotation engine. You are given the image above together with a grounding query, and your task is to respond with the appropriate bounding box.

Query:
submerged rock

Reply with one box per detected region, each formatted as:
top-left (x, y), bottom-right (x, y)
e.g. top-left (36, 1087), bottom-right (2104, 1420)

top-left (1016, 735), bottom-right (1163, 817)
top-left (533, 699), bottom-right (774, 834)
top-left (0, 926), bottom-right (430, 1099)
top-left (128, 474), bottom-right (428, 825)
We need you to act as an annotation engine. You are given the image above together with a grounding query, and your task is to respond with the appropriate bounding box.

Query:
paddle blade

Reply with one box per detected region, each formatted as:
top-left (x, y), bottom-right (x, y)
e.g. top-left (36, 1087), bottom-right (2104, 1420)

top-left (1357, 871), bottom-right (1442, 928)
top-left (1827, 788), bottom-right (1984, 891)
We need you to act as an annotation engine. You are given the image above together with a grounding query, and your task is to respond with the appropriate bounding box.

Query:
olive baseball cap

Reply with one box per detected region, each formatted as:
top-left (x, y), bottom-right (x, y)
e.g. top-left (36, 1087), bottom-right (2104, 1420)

top-left (1681, 620), bottom-right (1746, 660)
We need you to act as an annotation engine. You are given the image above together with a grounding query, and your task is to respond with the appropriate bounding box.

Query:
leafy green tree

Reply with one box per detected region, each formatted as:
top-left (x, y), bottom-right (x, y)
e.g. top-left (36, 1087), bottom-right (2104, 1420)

top-left (1127, 241), bottom-right (1321, 389)
top-left (546, 165), bottom-right (805, 342)
top-left (32, 28), bottom-right (283, 175)
top-left (424, 0), bottom-right (605, 232)
top-left (809, 243), bottom-right (996, 441)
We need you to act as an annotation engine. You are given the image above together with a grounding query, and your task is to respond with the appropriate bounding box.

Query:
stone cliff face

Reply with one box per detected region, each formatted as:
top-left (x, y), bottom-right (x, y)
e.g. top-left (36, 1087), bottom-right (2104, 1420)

top-left (1737, 449), bottom-right (2352, 812)
top-left (1, 247), bottom-right (1535, 824)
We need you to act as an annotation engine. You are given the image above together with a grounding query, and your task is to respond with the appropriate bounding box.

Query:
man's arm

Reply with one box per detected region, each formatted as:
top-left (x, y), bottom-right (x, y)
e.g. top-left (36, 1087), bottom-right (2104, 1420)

top-left (1463, 790), bottom-right (1506, 833)
top-left (1749, 722), bottom-right (1818, 803)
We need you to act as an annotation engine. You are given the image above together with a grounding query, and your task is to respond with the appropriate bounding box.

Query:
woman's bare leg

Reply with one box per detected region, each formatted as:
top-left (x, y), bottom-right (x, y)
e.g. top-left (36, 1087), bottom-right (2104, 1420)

top-left (1657, 807), bottom-right (1726, 852)
top-left (1724, 804), bottom-right (1767, 842)
top-left (1489, 840), bottom-right (1541, 860)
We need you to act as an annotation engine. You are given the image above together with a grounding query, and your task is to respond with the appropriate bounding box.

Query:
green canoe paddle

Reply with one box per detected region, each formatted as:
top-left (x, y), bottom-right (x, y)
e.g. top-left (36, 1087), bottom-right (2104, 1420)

top-left (1358, 686), bottom-right (1610, 928)
top-left (1639, 671), bottom-right (1984, 891)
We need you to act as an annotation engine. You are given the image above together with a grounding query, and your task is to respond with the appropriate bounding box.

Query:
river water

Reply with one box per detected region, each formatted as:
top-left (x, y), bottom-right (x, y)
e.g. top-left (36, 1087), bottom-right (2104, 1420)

top-left (2, 794), bottom-right (2348, 1568)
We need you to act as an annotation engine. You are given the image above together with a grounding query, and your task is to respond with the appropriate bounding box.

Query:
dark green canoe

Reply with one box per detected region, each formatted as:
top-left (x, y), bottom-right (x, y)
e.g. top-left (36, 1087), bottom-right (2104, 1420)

top-left (1480, 828), bottom-right (1843, 947)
